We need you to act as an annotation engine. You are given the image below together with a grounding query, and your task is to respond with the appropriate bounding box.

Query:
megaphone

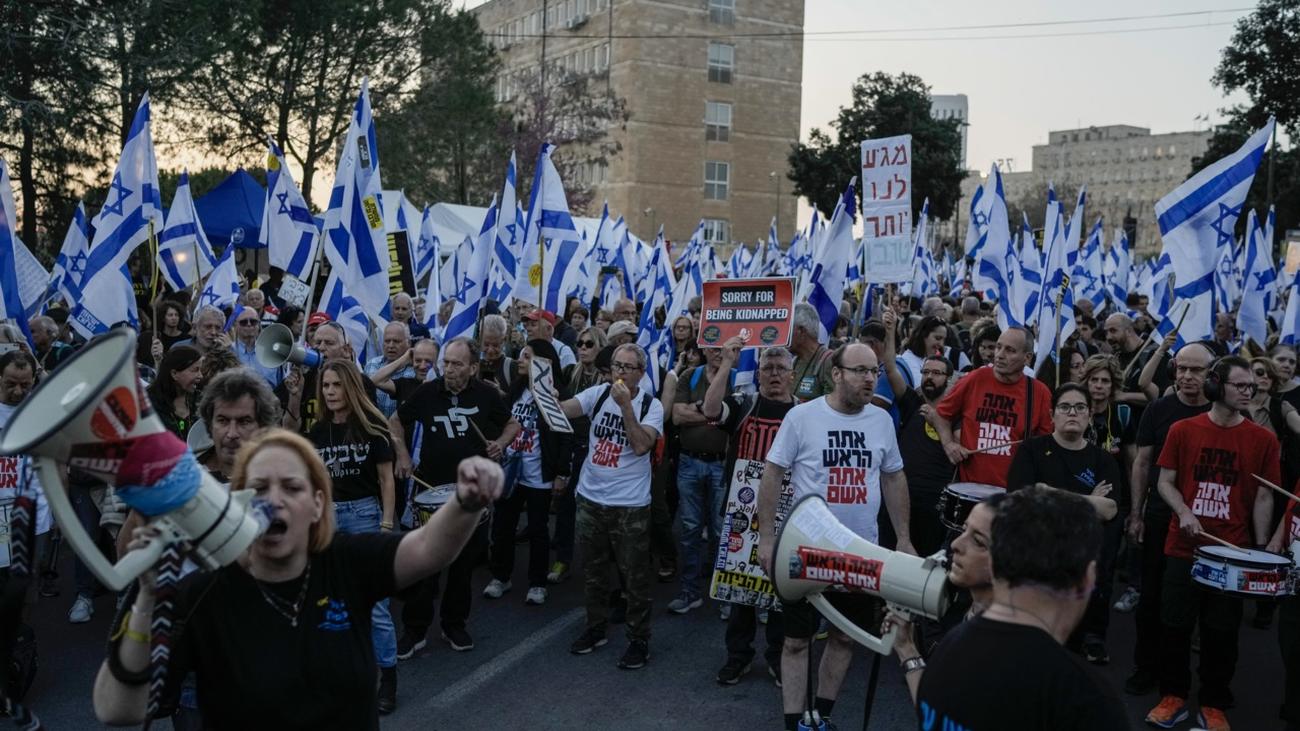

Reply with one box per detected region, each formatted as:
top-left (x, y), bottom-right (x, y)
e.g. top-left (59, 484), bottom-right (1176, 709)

top-left (0, 329), bottom-right (268, 591)
top-left (255, 323), bottom-right (321, 369)
top-left (186, 419), bottom-right (212, 455)
top-left (773, 495), bottom-right (951, 655)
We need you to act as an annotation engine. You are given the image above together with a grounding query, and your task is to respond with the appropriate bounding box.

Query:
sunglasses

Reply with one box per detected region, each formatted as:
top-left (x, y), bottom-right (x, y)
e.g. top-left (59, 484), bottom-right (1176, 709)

top-left (237, 319), bottom-right (259, 326)
top-left (578, 340), bottom-right (596, 348)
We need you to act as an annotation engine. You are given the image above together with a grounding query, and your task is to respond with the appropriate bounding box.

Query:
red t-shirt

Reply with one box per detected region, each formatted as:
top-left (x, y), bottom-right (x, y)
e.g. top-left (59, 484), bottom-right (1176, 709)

top-left (1158, 413), bottom-right (1281, 559)
top-left (935, 367), bottom-right (1053, 488)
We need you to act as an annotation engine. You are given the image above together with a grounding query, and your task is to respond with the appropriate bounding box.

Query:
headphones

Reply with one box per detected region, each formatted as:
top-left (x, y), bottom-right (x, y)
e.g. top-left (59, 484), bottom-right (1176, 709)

top-left (1202, 360), bottom-right (1224, 402)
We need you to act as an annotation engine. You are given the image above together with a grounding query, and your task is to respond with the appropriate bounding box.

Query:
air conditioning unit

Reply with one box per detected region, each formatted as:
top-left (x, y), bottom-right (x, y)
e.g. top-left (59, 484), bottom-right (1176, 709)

top-left (567, 13), bottom-right (588, 30)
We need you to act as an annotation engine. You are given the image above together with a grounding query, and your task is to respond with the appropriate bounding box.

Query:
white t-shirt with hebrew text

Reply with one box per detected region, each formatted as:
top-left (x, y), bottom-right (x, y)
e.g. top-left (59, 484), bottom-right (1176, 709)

top-left (574, 384), bottom-right (664, 508)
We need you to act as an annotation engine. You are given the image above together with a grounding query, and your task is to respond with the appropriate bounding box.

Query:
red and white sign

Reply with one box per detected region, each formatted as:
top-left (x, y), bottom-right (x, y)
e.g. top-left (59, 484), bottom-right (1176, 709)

top-left (697, 277), bottom-right (795, 348)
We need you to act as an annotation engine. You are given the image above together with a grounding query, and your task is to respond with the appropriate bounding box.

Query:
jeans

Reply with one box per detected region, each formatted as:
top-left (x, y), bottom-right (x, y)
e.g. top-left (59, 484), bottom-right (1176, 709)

top-left (675, 454), bottom-right (726, 599)
top-left (577, 496), bottom-right (652, 641)
top-left (333, 496), bottom-right (397, 668)
top-left (491, 455), bottom-right (553, 588)
top-left (1158, 557), bottom-right (1243, 707)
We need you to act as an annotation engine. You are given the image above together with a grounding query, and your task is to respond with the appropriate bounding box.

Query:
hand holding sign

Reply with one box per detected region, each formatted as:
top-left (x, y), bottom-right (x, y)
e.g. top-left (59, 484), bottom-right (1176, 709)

top-left (528, 358), bottom-right (573, 434)
top-left (697, 278), bottom-right (795, 348)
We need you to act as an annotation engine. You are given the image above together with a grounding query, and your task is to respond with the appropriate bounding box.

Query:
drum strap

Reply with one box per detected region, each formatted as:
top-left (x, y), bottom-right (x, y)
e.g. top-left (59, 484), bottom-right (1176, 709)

top-left (1023, 375), bottom-right (1035, 441)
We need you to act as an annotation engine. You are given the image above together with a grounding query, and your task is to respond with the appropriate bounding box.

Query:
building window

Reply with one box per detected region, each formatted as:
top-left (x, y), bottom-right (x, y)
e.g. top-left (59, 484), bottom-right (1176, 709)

top-left (599, 43), bottom-right (609, 70)
top-left (704, 161), bottom-right (730, 199)
top-left (702, 218), bottom-right (730, 245)
top-left (1168, 144), bottom-right (1177, 156)
top-left (708, 0), bottom-right (735, 24)
top-left (705, 101), bottom-right (732, 142)
top-left (707, 42), bottom-right (734, 83)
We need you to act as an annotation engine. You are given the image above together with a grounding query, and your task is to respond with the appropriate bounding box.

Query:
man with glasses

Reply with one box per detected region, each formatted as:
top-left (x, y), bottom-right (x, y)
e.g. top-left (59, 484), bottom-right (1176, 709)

top-left (1125, 341), bottom-right (1214, 695)
top-left (231, 306), bottom-right (284, 388)
top-left (559, 344), bottom-right (663, 670)
top-left (702, 338), bottom-right (796, 686)
top-left (1145, 355), bottom-right (1280, 731)
top-left (933, 327), bottom-right (1053, 489)
top-left (756, 343), bottom-right (915, 731)
top-left (177, 306), bottom-right (229, 354)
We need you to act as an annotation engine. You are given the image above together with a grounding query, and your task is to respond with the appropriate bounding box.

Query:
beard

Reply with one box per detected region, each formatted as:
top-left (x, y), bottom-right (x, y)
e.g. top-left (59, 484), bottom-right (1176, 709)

top-left (921, 382), bottom-right (946, 401)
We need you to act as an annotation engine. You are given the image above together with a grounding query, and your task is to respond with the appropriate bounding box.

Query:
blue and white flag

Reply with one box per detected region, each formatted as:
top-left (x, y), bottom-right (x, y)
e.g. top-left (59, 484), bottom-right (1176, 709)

top-left (1034, 186), bottom-right (1081, 370)
top-left (196, 243), bottom-right (240, 310)
top-left (807, 178), bottom-right (857, 343)
top-left (635, 240), bottom-right (677, 394)
top-left (635, 227), bottom-right (669, 304)
top-left (157, 170), bottom-right (218, 291)
top-left (321, 79), bottom-right (391, 315)
top-left (1214, 241), bottom-right (1242, 316)
top-left (71, 95), bottom-right (163, 337)
top-left (320, 269), bottom-right (374, 362)
top-left (971, 165), bottom-right (1015, 327)
top-left (1237, 209), bottom-right (1277, 349)
top-left (49, 201), bottom-right (91, 306)
top-left (963, 180), bottom-right (989, 261)
top-left (1140, 251), bottom-right (1174, 326)
top-left (0, 159), bottom-right (33, 341)
top-left (1075, 218), bottom-right (1106, 310)
top-left (1106, 228), bottom-right (1131, 308)
top-left (261, 138), bottom-right (320, 281)
top-left (444, 194), bottom-right (496, 341)
top-left (1014, 214), bottom-right (1042, 325)
top-left (905, 199), bottom-right (935, 298)
top-left (1281, 277), bottom-right (1299, 346)
top-left (487, 152), bottom-right (521, 305)
top-left (515, 143), bottom-right (582, 313)
top-left (1155, 117), bottom-right (1273, 345)
top-left (414, 205), bottom-right (441, 289)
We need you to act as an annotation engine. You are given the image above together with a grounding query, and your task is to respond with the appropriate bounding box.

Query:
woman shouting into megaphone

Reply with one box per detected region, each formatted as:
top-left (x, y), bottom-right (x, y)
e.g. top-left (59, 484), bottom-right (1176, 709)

top-left (91, 429), bottom-right (504, 729)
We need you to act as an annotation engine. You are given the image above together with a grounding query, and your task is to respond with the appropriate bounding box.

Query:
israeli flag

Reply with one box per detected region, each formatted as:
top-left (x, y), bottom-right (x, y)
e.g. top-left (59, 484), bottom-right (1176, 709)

top-left (905, 199), bottom-right (935, 298)
top-left (971, 165), bottom-right (1015, 327)
top-left (414, 205), bottom-right (441, 288)
top-left (195, 244), bottom-right (240, 310)
top-left (636, 241), bottom-right (677, 393)
top-left (261, 138), bottom-right (320, 281)
top-left (439, 234), bottom-right (473, 306)
top-left (1014, 214), bottom-right (1042, 325)
top-left (1106, 229), bottom-right (1131, 308)
top-left (807, 178), bottom-right (857, 344)
top-left (1140, 251), bottom-right (1174, 326)
top-left (1237, 209), bottom-right (1277, 349)
top-left (320, 269), bottom-right (374, 362)
top-left (635, 227), bottom-right (669, 304)
top-left (444, 194), bottom-right (496, 342)
top-left (1281, 278), bottom-right (1299, 346)
top-left (487, 152), bottom-right (521, 305)
top-left (1034, 187), bottom-right (1082, 371)
top-left (71, 95), bottom-right (162, 337)
top-left (1155, 117), bottom-right (1273, 345)
top-left (322, 79), bottom-right (391, 316)
top-left (963, 181), bottom-right (989, 260)
top-left (157, 170), bottom-right (218, 291)
top-left (1214, 241), bottom-right (1241, 316)
top-left (0, 161), bottom-right (38, 339)
top-left (515, 143), bottom-right (581, 313)
top-left (1075, 218), bottom-right (1106, 310)
top-left (49, 201), bottom-right (91, 306)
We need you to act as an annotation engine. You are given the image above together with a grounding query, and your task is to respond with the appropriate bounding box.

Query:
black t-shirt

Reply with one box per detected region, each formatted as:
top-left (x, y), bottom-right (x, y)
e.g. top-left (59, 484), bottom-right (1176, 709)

top-left (396, 378), bottom-right (511, 486)
top-left (391, 376), bottom-right (424, 406)
top-left (308, 420), bottom-right (395, 503)
top-left (160, 532), bottom-right (403, 730)
top-left (896, 389), bottom-right (952, 496)
top-left (1135, 394), bottom-right (1211, 520)
top-left (718, 392), bottom-right (795, 478)
top-left (916, 616), bottom-right (1131, 731)
top-left (1006, 434), bottom-right (1122, 502)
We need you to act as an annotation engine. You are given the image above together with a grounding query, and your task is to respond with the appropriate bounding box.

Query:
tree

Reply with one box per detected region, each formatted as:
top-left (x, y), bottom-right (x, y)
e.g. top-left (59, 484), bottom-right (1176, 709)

top-left (788, 72), bottom-right (964, 221)
top-left (502, 69), bottom-right (629, 216)
top-left (377, 8), bottom-right (506, 207)
top-left (1213, 0), bottom-right (1300, 138)
top-left (1007, 180), bottom-right (1083, 235)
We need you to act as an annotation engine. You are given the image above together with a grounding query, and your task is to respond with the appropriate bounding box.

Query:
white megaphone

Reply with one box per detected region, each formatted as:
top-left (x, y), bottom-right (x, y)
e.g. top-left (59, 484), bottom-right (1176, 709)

top-left (255, 323), bottom-right (321, 369)
top-left (773, 495), bottom-right (951, 655)
top-left (0, 329), bottom-right (268, 591)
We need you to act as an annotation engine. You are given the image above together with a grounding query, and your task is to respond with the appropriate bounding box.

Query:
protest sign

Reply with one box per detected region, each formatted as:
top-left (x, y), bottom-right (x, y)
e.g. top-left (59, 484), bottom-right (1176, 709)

top-left (860, 134), bottom-right (913, 283)
top-left (697, 277), bottom-right (795, 348)
top-left (529, 357), bottom-right (573, 434)
top-left (709, 457), bottom-right (794, 609)
top-left (387, 230), bottom-right (416, 296)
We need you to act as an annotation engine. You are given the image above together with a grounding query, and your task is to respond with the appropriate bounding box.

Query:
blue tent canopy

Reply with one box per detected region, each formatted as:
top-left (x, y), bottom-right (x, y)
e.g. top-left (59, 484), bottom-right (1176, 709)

top-left (194, 168), bottom-right (265, 250)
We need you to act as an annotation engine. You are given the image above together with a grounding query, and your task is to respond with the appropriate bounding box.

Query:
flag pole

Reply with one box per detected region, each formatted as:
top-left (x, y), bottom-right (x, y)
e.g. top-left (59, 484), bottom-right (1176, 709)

top-left (1053, 276), bottom-right (1068, 385)
top-left (297, 252), bottom-right (324, 348)
top-left (148, 221), bottom-right (160, 303)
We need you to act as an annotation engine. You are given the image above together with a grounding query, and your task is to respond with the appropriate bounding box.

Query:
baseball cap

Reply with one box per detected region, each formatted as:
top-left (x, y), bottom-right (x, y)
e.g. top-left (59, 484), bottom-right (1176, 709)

top-left (607, 321), bottom-right (637, 340)
top-left (523, 309), bottom-right (558, 325)
top-left (307, 312), bottom-right (332, 327)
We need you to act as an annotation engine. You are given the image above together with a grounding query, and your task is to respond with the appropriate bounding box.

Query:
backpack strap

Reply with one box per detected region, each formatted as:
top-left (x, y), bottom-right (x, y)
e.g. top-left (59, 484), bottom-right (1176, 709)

top-left (592, 384), bottom-right (653, 424)
top-left (1024, 375), bottom-right (1035, 441)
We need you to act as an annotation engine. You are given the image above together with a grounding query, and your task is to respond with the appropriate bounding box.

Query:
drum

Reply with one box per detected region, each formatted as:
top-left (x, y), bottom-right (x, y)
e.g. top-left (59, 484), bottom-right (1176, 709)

top-left (1191, 545), bottom-right (1294, 598)
top-left (411, 485), bottom-right (490, 528)
top-left (937, 483), bottom-right (1002, 531)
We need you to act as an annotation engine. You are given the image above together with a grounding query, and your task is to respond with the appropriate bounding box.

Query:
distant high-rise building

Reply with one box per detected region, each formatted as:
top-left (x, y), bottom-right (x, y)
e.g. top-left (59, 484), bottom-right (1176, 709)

top-left (929, 94), bottom-right (968, 169)
top-left (472, 0), bottom-right (804, 249)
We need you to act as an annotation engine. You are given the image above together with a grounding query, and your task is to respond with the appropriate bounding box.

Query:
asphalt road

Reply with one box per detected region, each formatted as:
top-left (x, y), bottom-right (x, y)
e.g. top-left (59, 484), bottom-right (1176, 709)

top-left (19, 540), bottom-right (1287, 730)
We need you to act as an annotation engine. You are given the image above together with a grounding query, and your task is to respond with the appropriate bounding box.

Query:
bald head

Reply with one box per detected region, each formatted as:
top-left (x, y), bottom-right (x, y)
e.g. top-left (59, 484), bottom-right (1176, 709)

top-left (1104, 313), bottom-right (1139, 353)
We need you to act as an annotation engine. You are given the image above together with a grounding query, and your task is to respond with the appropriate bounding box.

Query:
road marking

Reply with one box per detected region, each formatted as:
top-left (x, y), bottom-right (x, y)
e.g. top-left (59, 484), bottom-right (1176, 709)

top-left (420, 607), bottom-right (585, 711)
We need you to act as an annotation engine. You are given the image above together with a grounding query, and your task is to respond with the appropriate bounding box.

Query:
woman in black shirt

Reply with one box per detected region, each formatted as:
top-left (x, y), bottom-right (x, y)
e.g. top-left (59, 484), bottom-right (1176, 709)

top-left (147, 345), bottom-right (203, 440)
top-left (154, 300), bottom-right (191, 352)
top-left (93, 429), bottom-right (503, 729)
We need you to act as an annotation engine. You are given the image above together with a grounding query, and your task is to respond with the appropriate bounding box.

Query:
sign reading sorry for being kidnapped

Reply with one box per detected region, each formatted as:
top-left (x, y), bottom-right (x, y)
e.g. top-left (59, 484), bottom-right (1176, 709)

top-left (697, 277), bottom-right (795, 348)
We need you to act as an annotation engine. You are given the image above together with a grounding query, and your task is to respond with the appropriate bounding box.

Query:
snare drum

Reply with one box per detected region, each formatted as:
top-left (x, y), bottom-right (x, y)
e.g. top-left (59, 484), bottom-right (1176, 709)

top-left (411, 485), bottom-right (489, 527)
top-left (1191, 545), bottom-right (1294, 598)
top-left (937, 483), bottom-right (1002, 531)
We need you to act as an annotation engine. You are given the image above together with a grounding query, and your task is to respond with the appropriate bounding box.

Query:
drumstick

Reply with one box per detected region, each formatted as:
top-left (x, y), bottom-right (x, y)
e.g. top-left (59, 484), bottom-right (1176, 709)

top-left (409, 474), bottom-right (437, 492)
top-left (1254, 473), bottom-right (1296, 503)
top-left (1198, 532), bottom-right (1248, 554)
top-left (967, 439), bottom-right (1023, 455)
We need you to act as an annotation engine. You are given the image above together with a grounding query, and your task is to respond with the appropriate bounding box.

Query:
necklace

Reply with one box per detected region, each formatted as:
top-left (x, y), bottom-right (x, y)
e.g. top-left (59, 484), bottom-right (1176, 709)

top-left (254, 559), bottom-right (312, 627)
top-left (987, 599), bottom-right (1055, 637)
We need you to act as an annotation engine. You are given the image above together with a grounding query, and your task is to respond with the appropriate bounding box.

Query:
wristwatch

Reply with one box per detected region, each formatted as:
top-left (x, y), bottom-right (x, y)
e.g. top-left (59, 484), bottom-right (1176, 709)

top-left (901, 656), bottom-right (926, 674)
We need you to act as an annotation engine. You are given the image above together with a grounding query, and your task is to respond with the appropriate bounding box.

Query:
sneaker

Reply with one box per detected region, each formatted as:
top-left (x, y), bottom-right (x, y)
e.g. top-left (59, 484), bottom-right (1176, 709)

top-left (441, 627), bottom-right (474, 652)
top-left (657, 561), bottom-right (676, 583)
top-left (716, 658), bottom-right (751, 685)
top-left (547, 561), bottom-right (570, 584)
top-left (718, 603), bottom-right (732, 621)
top-left (525, 587), bottom-right (548, 605)
top-left (768, 663), bottom-right (782, 688)
top-left (1197, 706), bottom-right (1230, 731)
top-left (68, 594), bottom-right (93, 624)
top-left (570, 627), bottom-right (608, 655)
top-left (396, 631), bottom-right (427, 660)
top-left (1124, 668), bottom-right (1156, 695)
top-left (1113, 586), bottom-right (1140, 612)
top-left (376, 666), bottom-right (397, 715)
top-left (667, 593), bottom-right (703, 615)
top-left (483, 578), bottom-right (511, 599)
top-left (1145, 695), bottom-right (1189, 728)
top-left (1, 696), bottom-right (41, 731)
top-left (38, 571), bottom-right (59, 598)
top-left (1082, 637), bottom-right (1109, 665)
top-left (618, 639), bottom-right (650, 669)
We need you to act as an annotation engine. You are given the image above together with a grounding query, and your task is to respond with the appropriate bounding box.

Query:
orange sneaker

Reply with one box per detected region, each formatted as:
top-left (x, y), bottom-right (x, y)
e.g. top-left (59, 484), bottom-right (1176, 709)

top-left (1145, 695), bottom-right (1189, 728)
top-left (1197, 706), bottom-right (1230, 731)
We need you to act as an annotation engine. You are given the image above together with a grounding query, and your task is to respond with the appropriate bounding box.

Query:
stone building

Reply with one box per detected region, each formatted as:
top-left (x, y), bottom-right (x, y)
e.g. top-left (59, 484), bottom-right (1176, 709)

top-left (473, 0), bottom-right (804, 250)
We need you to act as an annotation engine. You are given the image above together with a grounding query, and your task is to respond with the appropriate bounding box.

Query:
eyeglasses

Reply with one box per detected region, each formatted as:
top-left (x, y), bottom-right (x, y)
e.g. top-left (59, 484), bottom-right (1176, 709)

top-left (837, 365), bottom-right (876, 377)
top-left (1175, 365), bottom-right (1208, 375)
top-left (1055, 403), bottom-right (1088, 415)
top-left (237, 319), bottom-right (259, 326)
top-left (611, 362), bottom-right (641, 373)
top-left (759, 365), bottom-right (790, 374)
top-left (920, 369), bottom-right (948, 378)
top-left (578, 340), bottom-right (597, 348)
top-left (1226, 381), bottom-right (1258, 395)
top-left (1253, 370), bottom-right (1270, 378)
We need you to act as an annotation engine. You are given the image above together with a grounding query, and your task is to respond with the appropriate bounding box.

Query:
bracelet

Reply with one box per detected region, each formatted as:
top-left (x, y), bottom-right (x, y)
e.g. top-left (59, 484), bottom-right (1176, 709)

top-left (111, 611), bottom-right (150, 645)
top-left (379, 521), bottom-right (394, 530)
top-left (900, 656), bottom-right (926, 674)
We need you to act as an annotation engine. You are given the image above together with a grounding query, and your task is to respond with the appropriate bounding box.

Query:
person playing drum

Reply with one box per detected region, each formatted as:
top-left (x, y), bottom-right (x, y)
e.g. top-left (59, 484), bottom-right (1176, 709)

top-left (1146, 356), bottom-right (1281, 731)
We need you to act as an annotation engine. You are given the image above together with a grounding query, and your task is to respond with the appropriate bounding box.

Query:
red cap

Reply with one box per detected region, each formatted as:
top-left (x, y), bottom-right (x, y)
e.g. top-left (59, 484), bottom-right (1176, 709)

top-left (307, 312), bottom-right (332, 327)
top-left (523, 309), bottom-right (558, 325)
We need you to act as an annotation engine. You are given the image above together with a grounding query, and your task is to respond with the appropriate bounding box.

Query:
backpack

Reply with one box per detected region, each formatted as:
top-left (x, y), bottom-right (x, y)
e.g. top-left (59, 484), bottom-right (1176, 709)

top-left (591, 385), bottom-right (659, 466)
